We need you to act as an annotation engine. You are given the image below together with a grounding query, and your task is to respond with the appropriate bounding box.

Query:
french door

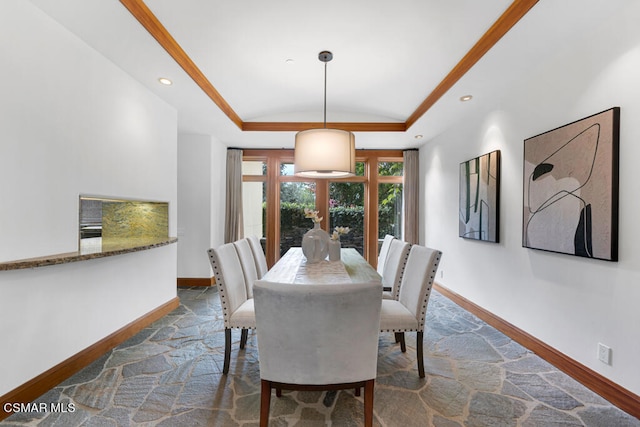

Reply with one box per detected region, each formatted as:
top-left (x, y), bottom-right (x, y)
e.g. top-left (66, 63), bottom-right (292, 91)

top-left (242, 149), bottom-right (403, 268)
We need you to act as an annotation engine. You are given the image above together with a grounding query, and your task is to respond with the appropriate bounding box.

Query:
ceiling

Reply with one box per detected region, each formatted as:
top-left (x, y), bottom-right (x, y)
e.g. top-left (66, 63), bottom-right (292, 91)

top-left (26, 0), bottom-right (623, 149)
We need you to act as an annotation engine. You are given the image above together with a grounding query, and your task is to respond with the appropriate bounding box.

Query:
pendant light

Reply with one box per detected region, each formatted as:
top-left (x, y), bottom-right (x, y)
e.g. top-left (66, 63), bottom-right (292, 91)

top-left (294, 51), bottom-right (355, 178)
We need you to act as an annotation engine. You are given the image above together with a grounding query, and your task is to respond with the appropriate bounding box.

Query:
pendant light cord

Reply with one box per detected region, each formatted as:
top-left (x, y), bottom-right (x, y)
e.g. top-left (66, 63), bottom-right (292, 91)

top-left (318, 50), bottom-right (333, 128)
top-left (323, 61), bottom-right (327, 129)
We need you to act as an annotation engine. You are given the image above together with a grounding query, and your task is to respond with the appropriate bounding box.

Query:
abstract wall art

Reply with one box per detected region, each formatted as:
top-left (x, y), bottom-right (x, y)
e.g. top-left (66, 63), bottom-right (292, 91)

top-left (522, 107), bottom-right (620, 261)
top-left (459, 150), bottom-right (500, 242)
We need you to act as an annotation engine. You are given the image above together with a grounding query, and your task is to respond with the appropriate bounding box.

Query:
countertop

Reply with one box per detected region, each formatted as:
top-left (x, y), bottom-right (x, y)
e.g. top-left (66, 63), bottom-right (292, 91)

top-left (0, 237), bottom-right (178, 271)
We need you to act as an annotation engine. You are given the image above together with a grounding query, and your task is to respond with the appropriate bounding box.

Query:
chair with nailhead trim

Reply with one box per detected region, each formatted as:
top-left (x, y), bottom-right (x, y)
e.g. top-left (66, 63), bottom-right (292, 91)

top-left (234, 238), bottom-right (259, 299)
top-left (379, 245), bottom-right (442, 377)
top-left (381, 239), bottom-right (410, 300)
top-left (208, 243), bottom-right (256, 374)
top-left (377, 234), bottom-right (395, 276)
top-left (247, 235), bottom-right (268, 279)
top-left (233, 238), bottom-right (261, 349)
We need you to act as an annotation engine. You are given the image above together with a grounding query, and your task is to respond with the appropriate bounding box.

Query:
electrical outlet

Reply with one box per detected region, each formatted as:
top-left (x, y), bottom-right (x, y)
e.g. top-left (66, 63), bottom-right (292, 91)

top-left (598, 343), bottom-right (612, 365)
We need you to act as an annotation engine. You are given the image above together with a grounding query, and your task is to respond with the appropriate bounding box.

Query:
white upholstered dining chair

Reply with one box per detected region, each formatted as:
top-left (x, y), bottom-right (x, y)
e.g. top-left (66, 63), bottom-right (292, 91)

top-left (247, 235), bottom-right (268, 278)
top-left (377, 234), bottom-right (395, 275)
top-left (253, 280), bottom-right (382, 427)
top-left (233, 238), bottom-right (259, 298)
top-left (233, 238), bottom-right (260, 349)
top-left (379, 244), bottom-right (442, 377)
top-left (207, 243), bottom-right (256, 374)
top-left (381, 239), bottom-right (410, 300)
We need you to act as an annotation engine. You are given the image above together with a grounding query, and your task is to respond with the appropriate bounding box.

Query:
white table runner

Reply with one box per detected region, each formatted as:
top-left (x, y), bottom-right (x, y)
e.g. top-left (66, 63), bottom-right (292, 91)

top-left (294, 259), bottom-right (352, 284)
top-left (262, 247), bottom-right (381, 285)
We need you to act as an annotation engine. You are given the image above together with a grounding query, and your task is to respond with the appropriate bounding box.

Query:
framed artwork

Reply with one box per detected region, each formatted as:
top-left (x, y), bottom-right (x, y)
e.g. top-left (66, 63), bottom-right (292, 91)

top-left (459, 150), bottom-right (500, 242)
top-left (522, 107), bottom-right (620, 261)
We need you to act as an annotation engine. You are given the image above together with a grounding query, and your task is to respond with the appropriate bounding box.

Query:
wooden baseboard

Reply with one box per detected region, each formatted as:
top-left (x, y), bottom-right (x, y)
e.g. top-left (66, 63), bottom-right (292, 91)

top-left (177, 277), bottom-right (214, 287)
top-left (433, 283), bottom-right (640, 419)
top-left (0, 297), bottom-right (180, 421)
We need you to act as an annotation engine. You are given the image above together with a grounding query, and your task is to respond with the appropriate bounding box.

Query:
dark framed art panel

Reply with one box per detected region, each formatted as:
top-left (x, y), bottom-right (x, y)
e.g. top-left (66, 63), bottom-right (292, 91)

top-left (459, 150), bottom-right (500, 243)
top-left (522, 107), bottom-right (620, 261)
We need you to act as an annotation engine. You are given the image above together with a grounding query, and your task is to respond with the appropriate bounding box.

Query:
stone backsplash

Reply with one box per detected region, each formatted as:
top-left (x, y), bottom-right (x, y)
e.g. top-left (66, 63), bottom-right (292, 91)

top-left (101, 200), bottom-right (168, 241)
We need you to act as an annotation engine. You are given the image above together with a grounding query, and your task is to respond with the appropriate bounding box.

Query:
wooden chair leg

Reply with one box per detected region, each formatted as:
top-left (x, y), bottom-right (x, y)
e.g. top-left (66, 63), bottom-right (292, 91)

top-left (394, 332), bottom-right (402, 343)
top-left (355, 387), bottom-right (361, 396)
top-left (363, 379), bottom-right (374, 427)
top-left (398, 332), bottom-right (406, 353)
top-left (275, 388), bottom-right (282, 397)
top-left (240, 328), bottom-right (248, 349)
top-left (417, 331), bottom-right (425, 378)
top-left (260, 380), bottom-right (271, 427)
top-left (223, 328), bottom-right (231, 374)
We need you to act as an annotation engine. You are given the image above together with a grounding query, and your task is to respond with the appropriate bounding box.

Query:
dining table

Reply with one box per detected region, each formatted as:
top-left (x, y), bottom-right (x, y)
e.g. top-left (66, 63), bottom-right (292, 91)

top-left (261, 247), bottom-right (382, 285)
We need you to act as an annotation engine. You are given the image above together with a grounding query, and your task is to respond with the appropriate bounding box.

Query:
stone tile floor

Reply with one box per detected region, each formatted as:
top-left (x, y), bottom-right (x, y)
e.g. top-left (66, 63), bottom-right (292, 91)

top-left (3, 286), bottom-right (639, 426)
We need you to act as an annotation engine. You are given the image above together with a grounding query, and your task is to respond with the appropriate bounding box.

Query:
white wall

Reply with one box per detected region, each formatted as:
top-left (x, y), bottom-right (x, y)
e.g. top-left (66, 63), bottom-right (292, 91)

top-left (176, 134), bottom-right (227, 277)
top-left (420, 1), bottom-right (640, 395)
top-left (0, 1), bottom-right (177, 395)
top-left (178, 134), bottom-right (211, 277)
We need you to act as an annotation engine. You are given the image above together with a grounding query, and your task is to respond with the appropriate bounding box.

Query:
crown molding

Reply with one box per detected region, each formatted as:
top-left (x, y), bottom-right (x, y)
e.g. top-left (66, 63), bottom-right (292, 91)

top-left (119, 0), bottom-right (538, 133)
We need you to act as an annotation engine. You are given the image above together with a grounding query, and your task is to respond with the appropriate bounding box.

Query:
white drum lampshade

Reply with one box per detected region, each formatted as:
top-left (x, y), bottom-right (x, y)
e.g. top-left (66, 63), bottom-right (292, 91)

top-left (294, 128), bottom-right (355, 178)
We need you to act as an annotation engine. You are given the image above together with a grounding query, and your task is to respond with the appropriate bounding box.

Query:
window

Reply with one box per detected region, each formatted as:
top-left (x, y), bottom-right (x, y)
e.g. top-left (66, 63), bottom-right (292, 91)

top-left (241, 159), bottom-right (266, 253)
top-left (378, 161), bottom-right (404, 241)
top-left (242, 150), bottom-right (403, 268)
top-left (329, 180), bottom-right (365, 254)
top-left (280, 181), bottom-right (315, 256)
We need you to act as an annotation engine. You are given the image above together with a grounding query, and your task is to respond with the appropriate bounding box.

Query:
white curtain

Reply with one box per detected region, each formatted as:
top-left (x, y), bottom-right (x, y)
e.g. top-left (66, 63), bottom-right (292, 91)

top-left (403, 149), bottom-right (419, 244)
top-left (224, 149), bottom-right (243, 243)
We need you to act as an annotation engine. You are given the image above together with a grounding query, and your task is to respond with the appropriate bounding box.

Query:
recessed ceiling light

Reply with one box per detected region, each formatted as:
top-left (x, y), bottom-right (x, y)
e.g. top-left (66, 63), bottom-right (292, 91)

top-left (158, 77), bottom-right (173, 85)
top-left (460, 95), bottom-right (473, 102)
top-left (285, 58), bottom-right (295, 64)
top-left (414, 134), bottom-right (423, 139)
